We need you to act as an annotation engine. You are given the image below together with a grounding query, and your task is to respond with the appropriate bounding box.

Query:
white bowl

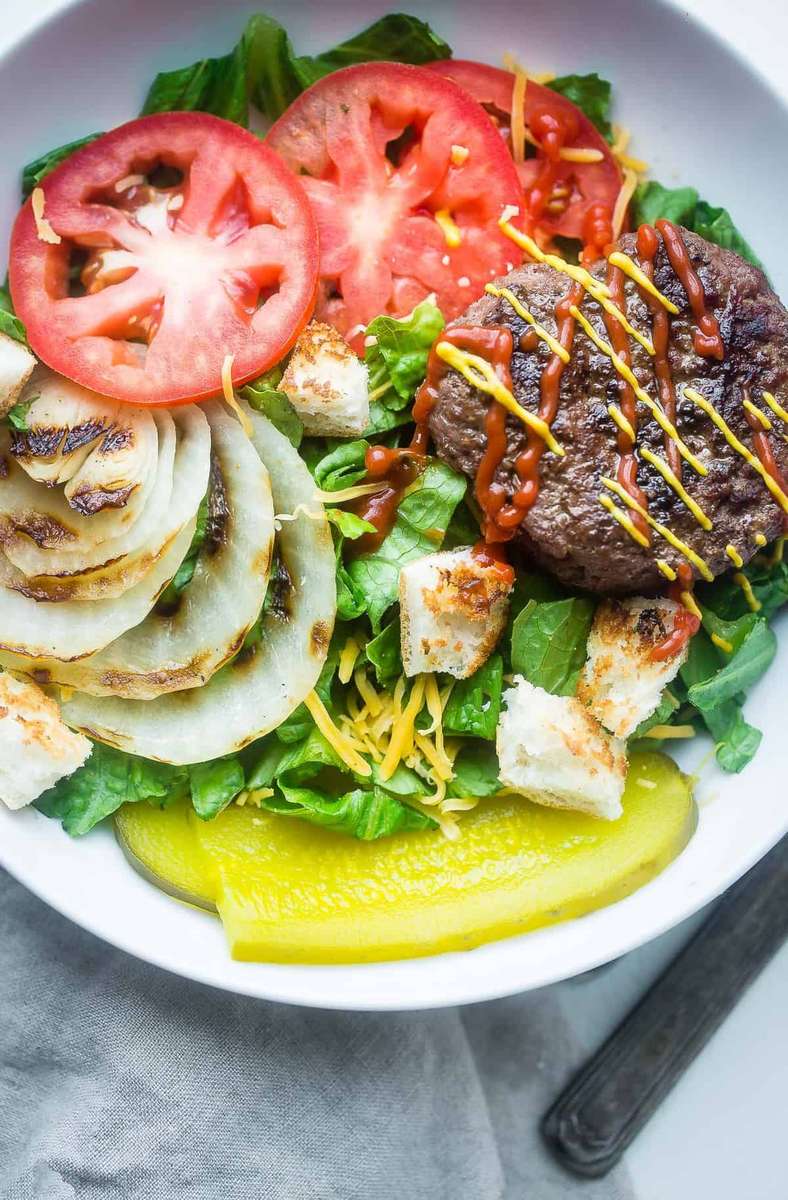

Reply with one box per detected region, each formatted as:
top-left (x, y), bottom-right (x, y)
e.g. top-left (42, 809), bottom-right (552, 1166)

top-left (1, 0), bottom-right (786, 1010)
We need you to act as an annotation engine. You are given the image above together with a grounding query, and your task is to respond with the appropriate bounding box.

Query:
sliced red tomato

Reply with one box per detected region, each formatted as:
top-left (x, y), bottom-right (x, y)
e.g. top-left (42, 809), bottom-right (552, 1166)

top-left (428, 60), bottom-right (621, 250)
top-left (9, 113), bottom-right (319, 405)
top-left (266, 63), bottom-right (524, 349)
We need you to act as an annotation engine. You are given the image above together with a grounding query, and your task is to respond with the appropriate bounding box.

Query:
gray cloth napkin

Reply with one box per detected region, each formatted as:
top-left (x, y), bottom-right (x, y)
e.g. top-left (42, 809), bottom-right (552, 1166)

top-left (0, 869), bottom-right (634, 1200)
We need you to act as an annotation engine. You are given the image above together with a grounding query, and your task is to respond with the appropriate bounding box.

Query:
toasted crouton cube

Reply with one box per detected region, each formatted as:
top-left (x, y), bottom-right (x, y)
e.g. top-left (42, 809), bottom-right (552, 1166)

top-left (399, 546), bottom-right (512, 678)
top-left (0, 331), bottom-right (36, 417)
top-left (0, 672), bottom-right (91, 810)
top-left (577, 597), bottom-right (690, 738)
top-left (497, 676), bottom-right (627, 820)
top-left (280, 322), bottom-right (369, 437)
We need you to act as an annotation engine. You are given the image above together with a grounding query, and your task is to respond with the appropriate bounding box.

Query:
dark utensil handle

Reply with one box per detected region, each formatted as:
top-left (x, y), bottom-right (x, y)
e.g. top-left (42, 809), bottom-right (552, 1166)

top-left (542, 835), bottom-right (788, 1178)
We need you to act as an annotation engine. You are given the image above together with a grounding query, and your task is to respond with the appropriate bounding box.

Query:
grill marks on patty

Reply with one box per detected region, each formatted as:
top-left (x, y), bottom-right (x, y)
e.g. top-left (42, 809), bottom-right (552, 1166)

top-left (428, 227), bottom-right (788, 593)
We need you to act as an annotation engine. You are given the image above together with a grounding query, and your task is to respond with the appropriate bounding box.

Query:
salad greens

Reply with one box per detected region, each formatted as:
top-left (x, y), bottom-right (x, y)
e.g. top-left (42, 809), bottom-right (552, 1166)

top-left (510, 597), bottom-right (595, 697)
top-left (548, 73), bottom-right (613, 142)
top-left (241, 368), bottom-right (303, 448)
top-left (443, 655), bottom-right (503, 741)
top-left (0, 285), bottom-right (27, 345)
top-left (631, 181), bottom-right (762, 269)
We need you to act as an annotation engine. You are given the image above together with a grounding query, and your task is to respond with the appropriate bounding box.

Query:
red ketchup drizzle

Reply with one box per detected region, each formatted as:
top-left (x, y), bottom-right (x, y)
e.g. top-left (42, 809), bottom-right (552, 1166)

top-left (655, 219), bottom-right (724, 361)
top-left (470, 539), bottom-right (516, 586)
top-left (636, 223), bottom-right (682, 477)
top-left (743, 403), bottom-right (788, 533)
top-left (602, 264), bottom-right (651, 543)
top-left (651, 563), bottom-right (701, 661)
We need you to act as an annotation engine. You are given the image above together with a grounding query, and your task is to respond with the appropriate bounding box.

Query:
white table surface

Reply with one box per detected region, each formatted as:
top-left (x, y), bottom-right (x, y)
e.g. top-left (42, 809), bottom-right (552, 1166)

top-left (2, 2), bottom-right (787, 1197)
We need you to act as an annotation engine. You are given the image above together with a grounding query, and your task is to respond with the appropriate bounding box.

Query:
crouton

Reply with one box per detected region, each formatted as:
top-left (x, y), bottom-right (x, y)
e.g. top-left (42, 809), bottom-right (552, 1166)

top-left (577, 597), bottom-right (689, 738)
top-left (399, 546), bottom-right (512, 678)
top-left (0, 331), bottom-right (36, 417)
top-left (497, 676), bottom-right (627, 820)
top-left (280, 322), bottom-right (369, 436)
top-left (0, 672), bottom-right (91, 810)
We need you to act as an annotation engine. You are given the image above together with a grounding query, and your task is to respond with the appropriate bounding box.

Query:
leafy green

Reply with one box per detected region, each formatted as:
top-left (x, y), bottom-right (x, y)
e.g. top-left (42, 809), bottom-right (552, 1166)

top-left (548, 73), bottom-right (612, 141)
top-left (510, 597), bottom-right (595, 696)
top-left (141, 13), bottom-right (451, 127)
top-left (5, 400), bottom-right (33, 431)
top-left (241, 369), bottom-right (303, 448)
top-left (365, 618), bottom-right (403, 684)
top-left (21, 133), bottom-right (103, 200)
top-left (443, 500), bottom-right (482, 551)
top-left (630, 689), bottom-right (680, 739)
top-left (335, 541), bottom-right (369, 621)
top-left (687, 619), bottom-right (776, 712)
top-left (698, 547), bottom-right (788, 623)
top-left (156, 493), bottom-right (210, 607)
top-left (347, 460), bottom-right (467, 630)
top-left (0, 286), bottom-right (28, 346)
top-left (261, 785), bottom-right (434, 840)
top-left (326, 509), bottom-right (376, 540)
top-left (631, 181), bottom-right (762, 268)
top-left (190, 758), bottom-right (245, 820)
top-left (702, 702), bottom-right (762, 774)
top-left (443, 654), bottom-right (503, 741)
top-left (679, 630), bottom-right (763, 773)
top-left (313, 439), bottom-right (369, 491)
top-left (36, 744), bottom-right (188, 836)
top-left (365, 299), bottom-right (444, 404)
top-left (447, 744), bottom-right (502, 799)
top-left (274, 648), bottom-right (339, 743)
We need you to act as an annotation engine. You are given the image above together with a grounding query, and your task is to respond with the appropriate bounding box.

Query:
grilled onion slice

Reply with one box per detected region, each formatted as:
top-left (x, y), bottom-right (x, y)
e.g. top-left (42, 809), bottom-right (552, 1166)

top-left (12, 407), bottom-right (210, 601)
top-left (62, 405), bottom-right (336, 763)
top-left (13, 404), bottom-right (274, 698)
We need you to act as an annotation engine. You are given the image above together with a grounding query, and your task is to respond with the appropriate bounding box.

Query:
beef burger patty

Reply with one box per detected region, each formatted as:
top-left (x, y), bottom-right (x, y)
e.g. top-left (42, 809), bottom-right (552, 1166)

top-left (428, 227), bottom-right (788, 593)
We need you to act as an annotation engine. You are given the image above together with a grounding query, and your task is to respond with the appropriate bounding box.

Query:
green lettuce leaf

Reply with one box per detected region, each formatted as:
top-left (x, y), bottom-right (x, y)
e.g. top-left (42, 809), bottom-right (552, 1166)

top-left (156, 492), bottom-right (210, 608)
top-left (365, 618), bottom-right (403, 684)
top-left (347, 459), bottom-right (467, 631)
top-left (0, 286), bottom-right (28, 346)
top-left (365, 298), bottom-right (444, 404)
top-left (21, 133), bottom-right (103, 200)
top-left (687, 619), bottom-right (776, 712)
top-left (548, 73), bottom-right (612, 141)
top-left (36, 744), bottom-right (188, 836)
top-left (679, 630), bottom-right (763, 773)
top-left (313, 439), bottom-right (369, 491)
top-left (190, 758), bottom-right (245, 820)
top-left (631, 181), bottom-right (762, 268)
top-left (274, 647), bottom-right (339, 743)
top-left (5, 400), bottom-right (33, 431)
top-left (326, 509), bottom-right (376, 540)
top-left (241, 368), bottom-right (303, 447)
top-left (697, 546), bottom-right (788, 623)
top-left (142, 13), bottom-right (451, 127)
top-left (443, 654), bottom-right (503, 741)
top-left (261, 785), bottom-right (434, 840)
top-left (447, 743), bottom-right (502, 798)
top-left (510, 597), bottom-right (595, 695)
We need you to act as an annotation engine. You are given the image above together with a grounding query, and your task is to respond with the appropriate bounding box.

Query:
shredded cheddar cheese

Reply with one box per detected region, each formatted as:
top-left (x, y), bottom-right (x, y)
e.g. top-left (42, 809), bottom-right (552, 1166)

top-left (220, 355), bottom-right (253, 437)
top-left (725, 544), bottom-right (744, 569)
top-left (450, 144), bottom-right (470, 167)
top-left (312, 482), bottom-right (386, 504)
top-left (338, 637), bottom-right (361, 684)
top-left (31, 188), bottom-right (61, 245)
top-left (486, 284), bottom-right (570, 362)
top-left (570, 307), bottom-right (706, 475)
top-left (639, 446), bottom-right (712, 530)
top-left (304, 690), bottom-right (372, 778)
top-left (378, 676), bottom-right (427, 781)
top-left (434, 209), bottom-right (462, 249)
top-left (611, 168), bottom-right (639, 240)
top-left (607, 251), bottom-right (680, 314)
top-left (684, 388), bottom-right (788, 514)
top-left (601, 475), bottom-right (714, 580)
top-left (644, 725), bottom-right (696, 740)
top-left (509, 62), bottom-right (528, 165)
top-left (435, 341), bottom-right (564, 455)
top-left (115, 173), bottom-right (146, 193)
top-left (610, 125), bottom-right (649, 174)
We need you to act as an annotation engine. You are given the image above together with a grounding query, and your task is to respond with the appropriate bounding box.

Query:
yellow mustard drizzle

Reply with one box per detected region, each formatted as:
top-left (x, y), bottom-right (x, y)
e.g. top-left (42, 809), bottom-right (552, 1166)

top-left (600, 476), bottom-right (715, 580)
top-left (570, 306), bottom-right (707, 475)
top-left (733, 573), bottom-right (762, 612)
top-left (607, 251), bottom-right (679, 314)
top-left (608, 404), bottom-right (636, 442)
top-left (599, 494), bottom-right (650, 548)
top-left (657, 559), bottom-right (678, 581)
top-left (743, 397), bottom-right (772, 430)
top-left (754, 532), bottom-right (768, 547)
top-left (725, 544), bottom-right (744, 569)
top-left (711, 633), bottom-right (734, 654)
top-left (435, 341), bottom-right (564, 456)
top-left (763, 392), bottom-right (788, 423)
top-left (684, 388), bottom-right (788, 514)
top-left (434, 209), bottom-right (462, 249)
top-left (639, 446), bottom-right (712, 531)
top-left (681, 590), bottom-right (703, 620)
top-left (485, 284), bottom-right (570, 362)
top-left (499, 214), bottom-right (655, 354)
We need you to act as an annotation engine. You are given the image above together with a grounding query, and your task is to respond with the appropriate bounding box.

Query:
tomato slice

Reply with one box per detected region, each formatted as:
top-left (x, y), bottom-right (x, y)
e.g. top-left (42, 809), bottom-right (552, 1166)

top-left (266, 63), bottom-right (524, 348)
top-left (428, 60), bottom-right (621, 250)
top-left (9, 113), bottom-right (319, 406)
